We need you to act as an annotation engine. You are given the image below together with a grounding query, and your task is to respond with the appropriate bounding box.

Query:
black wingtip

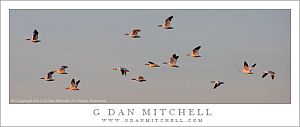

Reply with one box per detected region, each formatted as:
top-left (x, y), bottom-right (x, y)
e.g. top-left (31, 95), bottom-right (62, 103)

top-left (76, 80), bottom-right (80, 85)
top-left (213, 84), bottom-right (218, 89)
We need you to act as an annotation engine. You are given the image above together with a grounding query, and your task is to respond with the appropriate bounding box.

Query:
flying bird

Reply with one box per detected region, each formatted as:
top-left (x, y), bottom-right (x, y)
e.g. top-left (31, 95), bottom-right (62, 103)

top-left (113, 67), bottom-right (129, 76)
top-left (211, 81), bottom-right (225, 89)
top-left (240, 61), bottom-right (256, 74)
top-left (26, 29), bottom-right (41, 43)
top-left (131, 76), bottom-right (146, 82)
top-left (262, 70), bottom-right (276, 80)
top-left (124, 29), bottom-right (141, 38)
top-left (186, 46), bottom-right (201, 58)
top-left (158, 16), bottom-right (174, 29)
top-left (65, 78), bottom-right (80, 91)
top-left (145, 61), bottom-right (160, 67)
top-left (163, 54), bottom-right (179, 68)
top-left (40, 71), bottom-right (55, 81)
top-left (55, 66), bottom-right (68, 74)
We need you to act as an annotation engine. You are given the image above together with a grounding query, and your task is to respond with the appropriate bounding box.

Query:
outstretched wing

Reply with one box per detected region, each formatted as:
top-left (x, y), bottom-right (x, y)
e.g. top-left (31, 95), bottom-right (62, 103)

top-left (170, 54), bottom-right (178, 65)
top-left (148, 61), bottom-right (155, 64)
top-left (262, 73), bottom-right (268, 78)
top-left (121, 69), bottom-right (125, 75)
top-left (213, 83), bottom-right (219, 89)
top-left (32, 29), bottom-right (39, 40)
top-left (268, 71), bottom-right (275, 74)
top-left (192, 46), bottom-right (201, 54)
top-left (47, 71), bottom-right (54, 78)
top-left (76, 80), bottom-right (80, 86)
top-left (243, 61), bottom-right (249, 70)
top-left (131, 29), bottom-right (140, 36)
top-left (71, 78), bottom-right (75, 85)
top-left (172, 54), bottom-right (179, 59)
top-left (61, 65), bottom-right (68, 68)
top-left (164, 16), bottom-right (173, 27)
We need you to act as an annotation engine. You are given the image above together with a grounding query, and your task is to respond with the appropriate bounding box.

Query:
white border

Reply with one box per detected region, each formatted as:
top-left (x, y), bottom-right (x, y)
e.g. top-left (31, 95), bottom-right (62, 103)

top-left (1, 1), bottom-right (299, 126)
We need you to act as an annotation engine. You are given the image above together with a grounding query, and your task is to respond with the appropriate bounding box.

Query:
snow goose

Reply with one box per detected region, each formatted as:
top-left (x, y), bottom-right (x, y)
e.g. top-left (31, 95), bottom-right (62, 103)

top-left (158, 16), bottom-right (174, 29)
top-left (211, 81), bottom-right (225, 89)
top-left (26, 29), bottom-right (41, 43)
top-left (124, 29), bottom-right (141, 38)
top-left (65, 78), bottom-right (80, 91)
top-left (186, 46), bottom-right (201, 58)
top-left (40, 71), bottom-right (55, 81)
top-left (113, 67), bottom-right (129, 76)
top-left (262, 70), bottom-right (276, 80)
top-left (145, 61), bottom-right (160, 67)
top-left (55, 66), bottom-right (68, 74)
top-left (131, 76), bottom-right (146, 82)
top-left (240, 61), bottom-right (256, 74)
top-left (163, 54), bottom-right (179, 68)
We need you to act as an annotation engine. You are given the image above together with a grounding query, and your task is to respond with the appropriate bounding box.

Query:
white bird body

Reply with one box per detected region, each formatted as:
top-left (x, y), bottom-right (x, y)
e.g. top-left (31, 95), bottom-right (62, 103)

top-left (158, 16), bottom-right (174, 29)
top-left (124, 29), bottom-right (141, 38)
top-left (113, 67), bottom-right (129, 76)
top-left (26, 29), bottom-right (41, 43)
top-left (40, 71), bottom-right (55, 81)
top-left (65, 78), bottom-right (80, 91)
top-left (131, 76), bottom-right (146, 82)
top-left (240, 61), bottom-right (256, 74)
top-left (187, 46), bottom-right (201, 58)
top-left (211, 81), bottom-right (225, 89)
top-left (145, 61), bottom-right (160, 67)
top-left (55, 66), bottom-right (68, 74)
top-left (262, 70), bottom-right (276, 80)
top-left (163, 54), bottom-right (179, 68)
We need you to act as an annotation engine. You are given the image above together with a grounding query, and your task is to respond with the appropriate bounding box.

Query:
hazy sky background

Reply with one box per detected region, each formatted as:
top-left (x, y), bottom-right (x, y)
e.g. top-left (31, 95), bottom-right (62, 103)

top-left (9, 10), bottom-right (290, 103)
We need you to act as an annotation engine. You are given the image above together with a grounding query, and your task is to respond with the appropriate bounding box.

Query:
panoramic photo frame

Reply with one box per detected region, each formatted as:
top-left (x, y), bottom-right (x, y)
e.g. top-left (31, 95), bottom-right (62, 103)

top-left (1, 0), bottom-right (299, 126)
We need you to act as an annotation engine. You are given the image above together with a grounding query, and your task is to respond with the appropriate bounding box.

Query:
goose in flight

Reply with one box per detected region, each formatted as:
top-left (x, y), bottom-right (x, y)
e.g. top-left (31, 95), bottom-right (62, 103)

top-left (26, 29), bottom-right (41, 43)
top-left (131, 76), bottom-right (146, 82)
top-left (55, 66), bottom-right (68, 74)
top-left (145, 61), bottom-right (160, 67)
top-left (65, 78), bottom-right (80, 91)
top-left (240, 61), bottom-right (256, 74)
top-left (113, 67), bottom-right (129, 76)
top-left (211, 81), bottom-right (225, 89)
top-left (40, 71), bottom-right (55, 81)
top-left (158, 16), bottom-right (174, 29)
top-left (186, 46), bottom-right (201, 58)
top-left (163, 54), bottom-right (179, 68)
top-left (124, 29), bottom-right (141, 38)
top-left (262, 70), bottom-right (276, 80)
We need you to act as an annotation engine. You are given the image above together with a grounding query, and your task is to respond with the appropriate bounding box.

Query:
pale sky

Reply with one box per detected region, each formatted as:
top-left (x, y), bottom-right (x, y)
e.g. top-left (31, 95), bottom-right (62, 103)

top-left (9, 10), bottom-right (290, 103)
